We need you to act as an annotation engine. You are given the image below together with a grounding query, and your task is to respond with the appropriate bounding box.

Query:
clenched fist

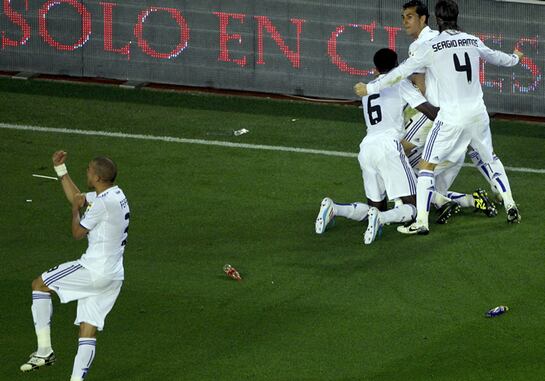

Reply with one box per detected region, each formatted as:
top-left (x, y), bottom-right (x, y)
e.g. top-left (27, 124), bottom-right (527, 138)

top-left (354, 82), bottom-right (368, 97)
top-left (52, 150), bottom-right (67, 166)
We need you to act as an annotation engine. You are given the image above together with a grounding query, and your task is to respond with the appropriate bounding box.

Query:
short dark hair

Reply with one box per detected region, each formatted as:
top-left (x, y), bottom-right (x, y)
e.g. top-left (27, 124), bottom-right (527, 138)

top-left (435, 0), bottom-right (460, 31)
top-left (403, 0), bottom-right (429, 24)
top-left (92, 156), bottom-right (117, 183)
top-left (373, 48), bottom-right (398, 74)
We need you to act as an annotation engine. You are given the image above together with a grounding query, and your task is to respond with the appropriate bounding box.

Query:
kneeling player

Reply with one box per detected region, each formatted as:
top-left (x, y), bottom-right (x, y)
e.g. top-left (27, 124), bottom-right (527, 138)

top-left (316, 48), bottom-right (437, 244)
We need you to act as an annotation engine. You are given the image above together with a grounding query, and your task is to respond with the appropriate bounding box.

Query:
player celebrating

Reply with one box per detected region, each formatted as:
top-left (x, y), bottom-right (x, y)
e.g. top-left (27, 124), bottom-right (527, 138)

top-left (20, 151), bottom-right (130, 381)
top-left (401, 0), bottom-right (497, 220)
top-left (316, 48), bottom-right (437, 244)
top-left (355, 0), bottom-right (522, 235)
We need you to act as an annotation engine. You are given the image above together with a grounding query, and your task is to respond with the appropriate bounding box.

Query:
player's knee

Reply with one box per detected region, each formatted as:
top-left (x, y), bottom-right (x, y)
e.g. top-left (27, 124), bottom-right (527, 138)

top-left (368, 199), bottom-right (387, 211)
top-left (400, 195), bottom-right (416, 206)
top-left (31, 276), bottom-right (48, 291)
top-left (79, 322), bottom-right (98, 338)
top-left (418, 160), bottom-right (436, 171)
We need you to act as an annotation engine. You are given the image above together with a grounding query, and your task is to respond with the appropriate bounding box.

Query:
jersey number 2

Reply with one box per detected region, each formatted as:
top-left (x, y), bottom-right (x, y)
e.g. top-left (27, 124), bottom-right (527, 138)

top-left (453, 52), bottom-right (472, 83)
top-left (367, 94), bottom-right (382, 125)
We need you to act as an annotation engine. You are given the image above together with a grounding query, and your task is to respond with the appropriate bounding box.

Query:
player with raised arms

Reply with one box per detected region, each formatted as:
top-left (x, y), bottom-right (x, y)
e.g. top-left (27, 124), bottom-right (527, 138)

top-left (20, 151), bottom-right (130, 381)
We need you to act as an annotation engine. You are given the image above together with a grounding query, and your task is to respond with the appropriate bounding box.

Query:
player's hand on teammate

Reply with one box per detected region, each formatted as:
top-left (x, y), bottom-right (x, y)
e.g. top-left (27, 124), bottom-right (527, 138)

top-left (354, 82), bottom-right (368, 97)
top-left (52, 150), bottom-right (67, 166)
top-left (72, 193), bottom-right (86, 211)
top-left (513, 49), bottom-right (524, 60)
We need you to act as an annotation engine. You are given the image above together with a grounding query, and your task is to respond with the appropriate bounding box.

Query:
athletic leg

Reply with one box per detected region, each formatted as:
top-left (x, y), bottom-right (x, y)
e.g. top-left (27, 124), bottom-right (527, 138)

top-left (70, 323), bottom-right (97, 381)
top-left (20, 276), bottom-right (56, 372)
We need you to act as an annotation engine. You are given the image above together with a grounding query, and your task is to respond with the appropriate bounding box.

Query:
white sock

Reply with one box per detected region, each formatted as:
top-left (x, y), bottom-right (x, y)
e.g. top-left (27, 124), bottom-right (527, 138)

top-left (380, 204), bottom-right (416, 224)
top-left (469, 149), bottom-right (491, 183)
top-left (71, 338), bottom-right (96, 381)
top-left (470, 151), bottom-right (513, 205)
top-left (334, 202), bottom-right (369, 221)
top-left (487, 157), bottom-right (515, 209)
top-left (447, 191), bottom-right (474, 208)
top-left (416, 170), bottom-right (435, 227)
top-left (32, 291), bottom-right (53, 356)
top-left (432, 192), bottom-right (450, 208)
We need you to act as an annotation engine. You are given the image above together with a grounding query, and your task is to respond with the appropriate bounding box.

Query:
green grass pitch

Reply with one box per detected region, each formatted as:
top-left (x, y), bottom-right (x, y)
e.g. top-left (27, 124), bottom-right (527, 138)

top-left (1, 78), bottom-right (545, 380)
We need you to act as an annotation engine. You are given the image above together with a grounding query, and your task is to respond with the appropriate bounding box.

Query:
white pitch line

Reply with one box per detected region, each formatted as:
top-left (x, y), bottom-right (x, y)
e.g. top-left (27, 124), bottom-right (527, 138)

top-left (1, 122), bottom-right (544, 174)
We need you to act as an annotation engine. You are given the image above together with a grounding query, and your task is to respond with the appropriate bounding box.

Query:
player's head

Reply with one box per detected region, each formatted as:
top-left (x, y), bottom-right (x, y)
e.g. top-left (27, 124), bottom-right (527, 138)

top-left (373, 48), bottom-right (398, 74)
top-left (402, 1), bottom-right (429, 38)
top-left (435, 0), bottom-right (460, 32)
top-left (87, 156), bottom-right (117, 189)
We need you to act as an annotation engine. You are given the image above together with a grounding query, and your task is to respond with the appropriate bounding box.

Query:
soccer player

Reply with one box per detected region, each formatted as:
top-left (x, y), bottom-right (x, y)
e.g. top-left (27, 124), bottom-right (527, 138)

top-left (401, 0), bottom-right (497, 219)
top-left (354, 0), bottom-right (522, 235)
top-left (20, 151), bottom-right (130, 381)
top-left (316, 48), bottom-right (437, 244)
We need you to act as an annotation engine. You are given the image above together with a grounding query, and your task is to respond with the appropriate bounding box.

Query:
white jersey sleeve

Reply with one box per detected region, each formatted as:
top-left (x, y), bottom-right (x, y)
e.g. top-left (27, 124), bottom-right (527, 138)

top-left (408, 27), bottom-right (437, 74)
top-left (80, 198), bottom-right (106, 231)
top-left (477, 38), bottom-right (519, 67)
top-left (399, 80), bottom-right (426, 109)
top-left (367, 44), bottom-right (433, 94)
top-left (85, 192), bottom-right (97, 204)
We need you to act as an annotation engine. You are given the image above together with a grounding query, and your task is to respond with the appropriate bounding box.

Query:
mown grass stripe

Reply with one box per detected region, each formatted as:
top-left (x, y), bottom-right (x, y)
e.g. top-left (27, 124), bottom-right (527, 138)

top-left (1, 122), bottom-right (544, 174)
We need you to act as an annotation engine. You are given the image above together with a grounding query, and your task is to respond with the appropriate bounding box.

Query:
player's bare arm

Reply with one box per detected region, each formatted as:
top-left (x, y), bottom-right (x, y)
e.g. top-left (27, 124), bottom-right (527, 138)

top-left (415, 102), bottom-right (439, 121)
top-left (71, 193), bottom-right (88, 240)
top-left (52, 150), bottom-right (84, 205)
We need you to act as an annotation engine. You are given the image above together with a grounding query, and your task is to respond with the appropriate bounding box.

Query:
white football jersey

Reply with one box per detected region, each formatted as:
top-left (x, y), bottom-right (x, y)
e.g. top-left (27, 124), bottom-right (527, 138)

top-left (409, 26), bottom-right (440, 106)
top-left (80, 186), bottom-right (129, 280)
top-left (367, 30), bottom-right (519, 125)
top-left (409, 26), bottom-right (439, 64)
top-left (362, 78), bottom-right (426, 139)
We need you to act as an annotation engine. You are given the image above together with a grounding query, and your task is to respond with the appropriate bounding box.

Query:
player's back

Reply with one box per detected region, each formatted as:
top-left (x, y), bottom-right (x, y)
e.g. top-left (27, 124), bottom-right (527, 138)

top-left (362, 78), bottom-right (425, 140)
top-left (425, 31), bottom-right (486, 123)
top-left (80, 186), bottom-right (130, 280)
top-left (366, 30), bottom-right (517, 124)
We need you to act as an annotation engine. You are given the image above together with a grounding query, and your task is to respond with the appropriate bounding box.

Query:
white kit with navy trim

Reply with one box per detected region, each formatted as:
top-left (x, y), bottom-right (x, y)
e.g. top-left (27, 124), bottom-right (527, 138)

top-left (80, 186), bottom-right (130, 280)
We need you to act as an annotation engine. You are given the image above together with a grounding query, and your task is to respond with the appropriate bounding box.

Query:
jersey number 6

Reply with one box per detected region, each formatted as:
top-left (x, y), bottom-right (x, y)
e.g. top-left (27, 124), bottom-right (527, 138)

top-left (367, 94), bottom-right (382, 125)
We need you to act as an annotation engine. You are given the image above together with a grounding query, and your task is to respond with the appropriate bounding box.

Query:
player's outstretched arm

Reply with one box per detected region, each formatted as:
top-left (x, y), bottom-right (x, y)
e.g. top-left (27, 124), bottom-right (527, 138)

top-left (367, 48), bottom-right (431, 95)
top-left (52, 150), bottom-right (82, 205)
top-left (478, 39), bottom-right (522, 67)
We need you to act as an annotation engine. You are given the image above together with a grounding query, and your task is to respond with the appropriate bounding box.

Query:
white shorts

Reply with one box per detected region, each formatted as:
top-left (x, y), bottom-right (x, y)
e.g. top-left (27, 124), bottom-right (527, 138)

top-left (404, 112), bottom-right (433, 148)
top-left (358, 136), bottom-right (417, 202)
top-left (434, 153), bottom-right (465, 192)
top-left (404, 116), bottom-right (465, 192)
top-left (422, 112), bottom-right (494, 165)
top-left (42, 260), bottom-right (122, 331)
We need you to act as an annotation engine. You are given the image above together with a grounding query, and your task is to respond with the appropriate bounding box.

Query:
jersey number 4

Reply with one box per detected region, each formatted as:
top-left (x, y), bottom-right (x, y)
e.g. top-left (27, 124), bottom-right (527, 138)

top-left (367, 94), bottom-right (382, 125)
top-left (453, 52), bottom-right (472, 84)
